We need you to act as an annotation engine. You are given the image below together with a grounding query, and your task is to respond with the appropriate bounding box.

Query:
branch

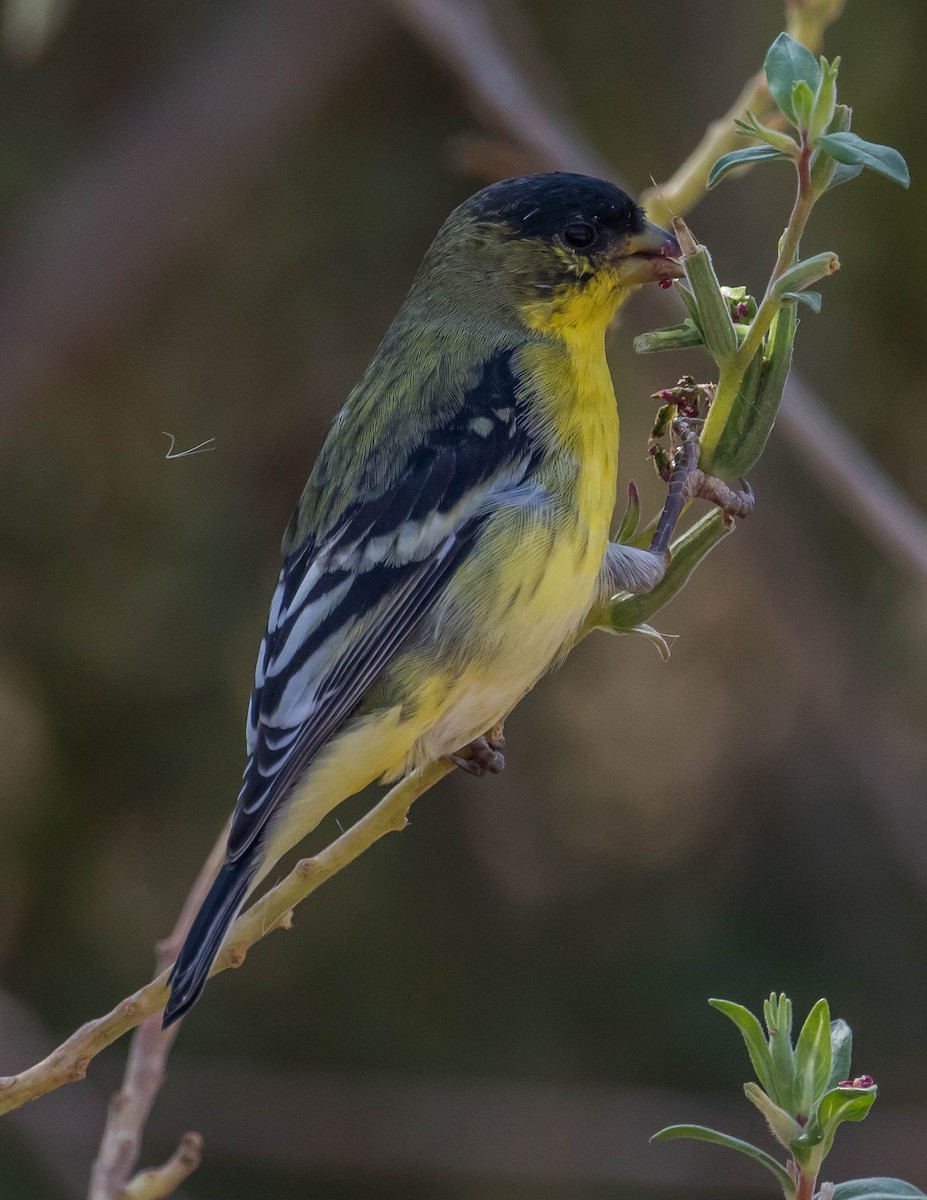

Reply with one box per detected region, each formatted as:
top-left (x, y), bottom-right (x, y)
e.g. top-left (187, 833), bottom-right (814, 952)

top-left (639, 69), bottom-right (774, 230)
top-left (392, 0), bottom-right (927, 592)
top-left (121, 1132), bottom-right (203, 1200)
top-left (0, 762), bottom-right (451, 1119)
top-left (87, 821), bottom-right (230, 1200)
top-left (778, 374), bottom-right (927, 583)
top-left (0, 0), bottom-right (383, 429)
top-left (391, 0), bottom-right (611, 178)
top-left (639, 0), bottom-right (844, 225)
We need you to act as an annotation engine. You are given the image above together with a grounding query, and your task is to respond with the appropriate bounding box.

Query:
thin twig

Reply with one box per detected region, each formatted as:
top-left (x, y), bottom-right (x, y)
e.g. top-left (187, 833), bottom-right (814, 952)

top-left (87, 821), bottom-right (229, 1200)
top-left (0, 762), bottom-right (451, 1119)
top-left (393, 0), bottom-right (927, 592)
top-left (121, 1132), bottom-right (203, 1200)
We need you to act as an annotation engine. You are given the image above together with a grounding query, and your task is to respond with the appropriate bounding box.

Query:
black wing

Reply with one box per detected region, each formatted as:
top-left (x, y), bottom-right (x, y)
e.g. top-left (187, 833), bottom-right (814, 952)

top-left (227, 349), bottom-right (543, 860)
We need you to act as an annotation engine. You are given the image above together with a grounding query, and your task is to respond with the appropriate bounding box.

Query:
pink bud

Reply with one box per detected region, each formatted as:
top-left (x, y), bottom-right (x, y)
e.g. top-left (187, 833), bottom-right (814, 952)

top-left (736, 302), bottom-right (750, 319)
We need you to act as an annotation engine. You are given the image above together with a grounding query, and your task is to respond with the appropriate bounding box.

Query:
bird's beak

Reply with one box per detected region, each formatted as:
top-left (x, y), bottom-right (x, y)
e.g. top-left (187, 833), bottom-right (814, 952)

top-left (611, 220), bottom-right (684, 287)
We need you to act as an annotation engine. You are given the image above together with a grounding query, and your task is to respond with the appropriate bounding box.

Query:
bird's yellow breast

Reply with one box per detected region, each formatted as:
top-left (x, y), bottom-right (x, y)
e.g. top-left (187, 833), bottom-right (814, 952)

top-left (520, 279), bottom-right (621, 560)
top-left (453, 314), bottom-right (619, 665)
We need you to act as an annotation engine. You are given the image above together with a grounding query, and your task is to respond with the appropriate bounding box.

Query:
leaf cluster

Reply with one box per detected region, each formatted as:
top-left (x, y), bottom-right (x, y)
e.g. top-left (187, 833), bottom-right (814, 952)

top-left (709, 34), bottom-right (909, 189)
top-left (652, 994), bottom-right (923, 1200)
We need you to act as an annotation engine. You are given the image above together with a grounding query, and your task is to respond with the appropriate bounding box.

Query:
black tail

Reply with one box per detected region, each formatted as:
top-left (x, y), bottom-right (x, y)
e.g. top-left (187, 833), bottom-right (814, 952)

top-left (162, 856), bottom-right (254, 1028)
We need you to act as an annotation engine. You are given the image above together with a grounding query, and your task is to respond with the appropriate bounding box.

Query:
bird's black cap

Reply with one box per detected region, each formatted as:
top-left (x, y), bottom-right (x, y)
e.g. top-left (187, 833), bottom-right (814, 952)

top-left (463, 172), bottom-right (646, 242)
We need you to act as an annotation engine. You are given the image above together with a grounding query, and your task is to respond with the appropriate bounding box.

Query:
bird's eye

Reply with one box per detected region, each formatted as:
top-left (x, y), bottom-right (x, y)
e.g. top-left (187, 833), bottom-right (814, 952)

top-left (562, 221), bottom-right (597, 249)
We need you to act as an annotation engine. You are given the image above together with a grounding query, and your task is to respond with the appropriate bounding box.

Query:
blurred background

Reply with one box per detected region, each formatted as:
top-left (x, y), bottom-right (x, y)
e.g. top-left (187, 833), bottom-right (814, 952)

top-left (0, 0), bottom-right (925, 1196)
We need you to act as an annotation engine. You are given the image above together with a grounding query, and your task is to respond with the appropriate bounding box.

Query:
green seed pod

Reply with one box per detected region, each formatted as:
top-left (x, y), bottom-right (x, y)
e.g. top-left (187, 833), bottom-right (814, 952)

top-left (673, 218), bottom-right (738, 364)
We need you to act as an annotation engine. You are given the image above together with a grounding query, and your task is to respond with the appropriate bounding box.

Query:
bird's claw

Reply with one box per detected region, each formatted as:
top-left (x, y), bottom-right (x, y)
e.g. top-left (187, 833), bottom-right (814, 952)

top-left (687, 471), bottom-right (756, 519)
top-left (650, 416), bottom-right (755, 555)
top-left (450, 724), bottom-right (506, 777)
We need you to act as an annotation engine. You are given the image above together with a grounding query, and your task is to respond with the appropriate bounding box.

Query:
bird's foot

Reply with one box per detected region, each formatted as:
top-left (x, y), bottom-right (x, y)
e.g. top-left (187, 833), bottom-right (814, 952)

top-left (688, 471), bottom-right (756, 518)
top-left (650, 416), bottom-right (755, 554)
top-left (450, 724), bottom-right (506, 777)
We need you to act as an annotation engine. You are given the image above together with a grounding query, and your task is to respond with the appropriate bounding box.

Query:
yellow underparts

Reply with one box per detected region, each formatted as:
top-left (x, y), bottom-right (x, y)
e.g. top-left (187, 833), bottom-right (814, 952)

top-left (253, 271), bottom-right (627, 883)
top-left (519, 267), bottom-right (625, 554)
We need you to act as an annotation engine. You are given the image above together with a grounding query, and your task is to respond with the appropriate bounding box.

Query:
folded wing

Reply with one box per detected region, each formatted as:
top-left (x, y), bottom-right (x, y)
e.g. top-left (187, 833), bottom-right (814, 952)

top-left (227, 349), bottom-right (543, 860)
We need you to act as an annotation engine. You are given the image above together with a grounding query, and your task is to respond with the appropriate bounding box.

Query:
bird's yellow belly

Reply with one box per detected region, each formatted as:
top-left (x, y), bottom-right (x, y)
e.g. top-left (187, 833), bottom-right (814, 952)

top-left (408, 513), bottom-right (606, 769)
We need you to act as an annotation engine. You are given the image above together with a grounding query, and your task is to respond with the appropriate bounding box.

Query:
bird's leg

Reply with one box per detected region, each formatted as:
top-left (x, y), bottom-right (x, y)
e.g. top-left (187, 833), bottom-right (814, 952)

top-left (450, 722), bottom-right (506, 777)
top-left (649, 416), bottom-right (755, 556)
top-left (648, 416), bottom-right (702, 556)
top-left (597, 415), bottom-right (756, 603)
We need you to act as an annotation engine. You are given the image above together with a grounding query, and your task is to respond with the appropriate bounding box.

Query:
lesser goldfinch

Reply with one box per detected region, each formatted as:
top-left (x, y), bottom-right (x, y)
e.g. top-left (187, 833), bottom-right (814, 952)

top-left (164, 172), bottom-right (682, 1026)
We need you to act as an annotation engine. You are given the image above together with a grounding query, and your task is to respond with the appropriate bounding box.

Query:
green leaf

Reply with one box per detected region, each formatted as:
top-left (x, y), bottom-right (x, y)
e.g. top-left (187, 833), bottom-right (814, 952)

top-left (616, 482), bottom-right (641, 543)
top-left (633, 320), bottom-right (704, 353)
top-left (793, 1084), bottom-right (877, 1170)
top-left (829, 161), bottom-right (863, 188)
top-left (827, 1019), bottom-right (853, 1089)
top-left (831, 1181), bottom-right (927, 1200)
top-left (815, 132), bottom-right (910, 187)
top-left (765, 32), bottom-right (823, 125)
top-left (795, 999), bottom-right (833, 1116)
top-left (791, 79), bottom-right (816, 131)
top-left (731, 112), bottom-right (799, 155)
top-left (810, 104), bottom-right (852, 192)
top-left (774, 252), bottom-right (840, 296)
top-left (677, 282), bottom-right (703, 328)
top-left (817, 1084), bottom-right (876, 1132)
top-left (783, 290), bottom-right (822, 312)
top-left (708, 145), bottom-right (790, 188)
top-left (651, 1125), bottom-right (794, 1195)
top-left (744, 1081), bottom-right (803, 1148)
top-left (600, 511), bottom-right (731, 632)
top-left (709, 1000), bottom-right (777, 1096)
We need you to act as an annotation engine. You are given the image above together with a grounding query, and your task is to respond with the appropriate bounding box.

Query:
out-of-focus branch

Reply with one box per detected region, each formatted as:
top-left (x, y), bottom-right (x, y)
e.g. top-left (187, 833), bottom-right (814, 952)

top-left (0, 0), bottom-right (383, 427)
top-left (390, 0), bottom-right (611, 179)
top-left (0, 761), bottom-right (451, 1119)
top-left (87, 821), bottom-right (229, 1200)
top-left (639, 69), bottom-right (776, 229)
top-left (120, 1133), bottom-right (203, 1200)
top-left (640, 0), bottom-right (844, 225)
top-left (778, 374), bottom-right (927, 582)
top-left (391, 0), bottom-right (927, 593)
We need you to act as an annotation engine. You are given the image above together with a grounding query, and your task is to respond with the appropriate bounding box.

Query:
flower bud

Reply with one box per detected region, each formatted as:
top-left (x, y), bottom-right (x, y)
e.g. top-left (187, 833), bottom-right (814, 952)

top-left (809, 56), bottom-right (841, 142)
top-left (791, 79), bottom-right (816, 132)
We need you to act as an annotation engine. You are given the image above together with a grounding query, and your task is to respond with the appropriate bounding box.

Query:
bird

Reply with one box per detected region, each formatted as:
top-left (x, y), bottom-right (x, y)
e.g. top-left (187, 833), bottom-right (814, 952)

top-left (163, 172), bottom-right (684, 1026)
